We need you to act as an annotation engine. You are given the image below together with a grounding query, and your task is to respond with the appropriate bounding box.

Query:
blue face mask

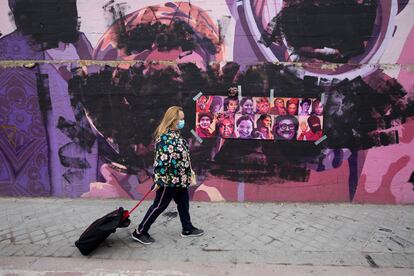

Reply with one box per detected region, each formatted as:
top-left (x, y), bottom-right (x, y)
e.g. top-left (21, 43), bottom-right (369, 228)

top-left (177, 119), bottom-right (185, 129)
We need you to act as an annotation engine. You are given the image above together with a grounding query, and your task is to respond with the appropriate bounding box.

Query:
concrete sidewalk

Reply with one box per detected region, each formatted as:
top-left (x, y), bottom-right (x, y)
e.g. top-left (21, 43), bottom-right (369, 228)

top-left (1, 256), bottom-right (413, 276)
top-left (0, 197), bottom-right (413, 275)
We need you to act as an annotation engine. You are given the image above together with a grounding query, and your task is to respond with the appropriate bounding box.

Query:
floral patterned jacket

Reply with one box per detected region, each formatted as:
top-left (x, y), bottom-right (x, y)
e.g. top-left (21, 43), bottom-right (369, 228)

top-left (153, 129), bottom-right (192, 187)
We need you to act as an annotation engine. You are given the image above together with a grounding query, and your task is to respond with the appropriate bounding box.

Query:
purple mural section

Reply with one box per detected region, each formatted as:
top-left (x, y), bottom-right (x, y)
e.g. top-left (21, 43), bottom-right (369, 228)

top-left (0, 0), bottom-right (414, 203)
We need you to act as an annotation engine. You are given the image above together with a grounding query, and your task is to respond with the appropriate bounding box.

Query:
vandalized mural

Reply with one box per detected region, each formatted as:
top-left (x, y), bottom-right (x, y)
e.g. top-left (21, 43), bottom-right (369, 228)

top-left (0, 0), bottom-right (413, 204)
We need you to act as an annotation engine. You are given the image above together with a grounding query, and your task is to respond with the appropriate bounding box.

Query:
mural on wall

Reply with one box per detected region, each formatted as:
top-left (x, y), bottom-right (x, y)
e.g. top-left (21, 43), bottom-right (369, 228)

top-left (0, 0), bottom-right (413, 203)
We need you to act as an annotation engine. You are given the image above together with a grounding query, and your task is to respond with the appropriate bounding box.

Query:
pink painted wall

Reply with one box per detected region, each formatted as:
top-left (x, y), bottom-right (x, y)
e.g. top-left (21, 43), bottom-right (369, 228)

top-left (0, 0), bottom-right (413, 203)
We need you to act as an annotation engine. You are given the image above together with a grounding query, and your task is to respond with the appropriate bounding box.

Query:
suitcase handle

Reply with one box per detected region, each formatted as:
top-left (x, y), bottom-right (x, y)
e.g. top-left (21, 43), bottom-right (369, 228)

top-left (122, 188), bottom-right (153, 221)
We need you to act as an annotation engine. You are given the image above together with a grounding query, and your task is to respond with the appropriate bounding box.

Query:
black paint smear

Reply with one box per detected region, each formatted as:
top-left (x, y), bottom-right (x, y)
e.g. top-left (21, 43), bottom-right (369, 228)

top-left (324, 76), bottom-right (413, 150)
top-left (278, 163), bottom-right (310, 182)
top-left (120, 21), bottom-right (204, 54)
top-left (398, 0), bottom-right (410, 14)
top-left (35, 72), bottom-right (53, 178)
top-left (237, 65), bottom-right (320, 98)
top-left (261, 0), bottom-right (377, 62)
top-left (58, 142), bottom-right (91, 169)
top-left (56, 116), bottom-right (96, 153)
top-left (211, 139), bottom-right (273, 182)
top-left (96, 135), bottom-right (122, 164)
top-left (68, 65), bottom-right (197, 173)
top-left (332, 149), bottom-right (342, 168)
top-left (11, 0), bottom-right (79, 49)
top-left (68, 63), bottom-right (323, 181)
top-left (62, 169), bottom-right (84, 184)
top-left (68, 62), bottom-right (414, 183)
top-left (409, 172), bottom-right (414, 191)
top-left (108, 5), bottom-right (216, 56)
top-left (36, 73), bottom-right (52, 111)
top-left (72, 101), bottom-right (88, 123)
top-left (359, 130), bottom-right (399, 149)
top-left (409, 171), bottom-right (414, 184)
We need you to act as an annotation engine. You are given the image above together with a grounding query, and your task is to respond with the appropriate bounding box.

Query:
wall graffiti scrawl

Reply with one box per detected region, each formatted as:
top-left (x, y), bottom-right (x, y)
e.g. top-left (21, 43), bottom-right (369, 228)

top-left (0, 0), bottom-right (413, 204)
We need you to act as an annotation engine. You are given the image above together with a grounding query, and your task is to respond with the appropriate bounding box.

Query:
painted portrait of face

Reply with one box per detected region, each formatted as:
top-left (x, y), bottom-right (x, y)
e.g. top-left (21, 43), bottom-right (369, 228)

top-left (240, 97), bottom-right (254, 115)
top-left (198, 96), bottom-right (207, 106)
top-left (199, 96), bottom-right (207, 104)
top-left (224, 97), bottom-right (239, 113)
top-left (300, 98), bottom-right (311, 115)
top-left (271, 98), bottom-right (287, 115)
top-left (312, 99), bottom-right (324, 116)
top-left (274, 115), bottom-right (298, 140)
top-left (308, 115), bottom-right (322, 133)
top-left (259, 115), bottom-right (272, 129)
top-left (210, 96), bottom-right (223, 113)
top-left (228, 100), bottom-right (238, 113)
top-left (218, 118), bottom-right (235, 138)
top-left (199, 115), bottom-right (212, 129)
top-left (286, 99), bottom-right (298, 115)
top-left (275, 98), bottom-right (284, 108)
top-left (236, 116), bottom-right (254, 138)
top-left (197, 96), bottom-right (211, 112)
top-left (256, 98), bottom-right (270, 114)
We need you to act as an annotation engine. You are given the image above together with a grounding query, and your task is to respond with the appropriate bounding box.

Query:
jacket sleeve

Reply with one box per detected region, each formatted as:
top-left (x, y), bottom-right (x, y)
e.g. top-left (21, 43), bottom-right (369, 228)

top-left (153, 135), bottom-right (173, 185)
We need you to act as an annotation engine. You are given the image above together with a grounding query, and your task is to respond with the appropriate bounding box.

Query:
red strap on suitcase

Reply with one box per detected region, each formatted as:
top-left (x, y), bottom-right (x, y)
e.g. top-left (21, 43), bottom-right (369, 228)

top-left (122, 188), bottom-right (153, 221)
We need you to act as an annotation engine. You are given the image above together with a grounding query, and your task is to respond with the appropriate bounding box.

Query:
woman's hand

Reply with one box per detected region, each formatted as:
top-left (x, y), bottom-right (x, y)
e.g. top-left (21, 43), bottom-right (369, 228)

top-left (300, 121), bottom-right (308, 132)
top-left (152, 184), bottom-right (160, 191)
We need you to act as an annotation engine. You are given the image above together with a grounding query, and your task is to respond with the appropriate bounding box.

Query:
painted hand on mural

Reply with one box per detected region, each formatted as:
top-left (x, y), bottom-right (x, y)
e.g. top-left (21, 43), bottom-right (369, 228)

top-left (81, 163), bottom-right (138, 199)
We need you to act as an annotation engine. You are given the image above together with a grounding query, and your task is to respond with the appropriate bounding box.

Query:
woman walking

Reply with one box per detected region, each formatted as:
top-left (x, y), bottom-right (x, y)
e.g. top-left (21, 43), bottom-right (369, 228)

top-left (132, 106), bottom-right (204, 244)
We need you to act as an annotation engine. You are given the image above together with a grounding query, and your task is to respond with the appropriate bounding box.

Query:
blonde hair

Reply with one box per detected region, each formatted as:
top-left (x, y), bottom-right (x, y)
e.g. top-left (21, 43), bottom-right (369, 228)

top-left (153, 106), bottom-right (183, 140)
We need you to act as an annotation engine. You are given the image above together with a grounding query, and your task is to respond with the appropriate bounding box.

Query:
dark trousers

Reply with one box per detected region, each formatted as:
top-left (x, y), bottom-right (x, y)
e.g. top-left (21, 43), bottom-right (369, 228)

top-left (138, 186), bottom-right (193, 234)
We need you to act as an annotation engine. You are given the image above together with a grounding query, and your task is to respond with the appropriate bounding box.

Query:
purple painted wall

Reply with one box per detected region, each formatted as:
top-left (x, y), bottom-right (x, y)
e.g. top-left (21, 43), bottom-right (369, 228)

top-left (0, 0), bottom-right (413, 203)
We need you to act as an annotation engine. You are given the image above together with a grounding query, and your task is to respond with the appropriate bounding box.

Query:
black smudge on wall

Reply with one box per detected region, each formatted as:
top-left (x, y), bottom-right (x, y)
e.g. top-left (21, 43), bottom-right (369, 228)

top-left (62, 169), bottom-right (84, 184)
top-left (56, 116), bottom-right (96, 152)
top-left (11, 0), bottom-right (79, 49)
top-left (119, 21), bottom-right (209, 55)
top-left (36, 73), bottom-right (52, 111)
top-left (58, 142), bottom-right (90, 169)
top-left (260, 0), bottom-right (377, 62)
top-left (68, 64), bottom-right (197, 173)
top-left (409, 172), bottom-right (414, 189)
top-left (68, 62), bottom-right (414, 183)
top-left (106, 4), bottom-right (216, 56)
top-left (324, 75), bottom-right (413, 150)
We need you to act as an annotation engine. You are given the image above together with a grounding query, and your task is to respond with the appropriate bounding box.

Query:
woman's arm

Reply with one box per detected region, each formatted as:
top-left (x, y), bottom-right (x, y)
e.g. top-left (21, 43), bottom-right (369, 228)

top-left (153, 135), bottom-right (173, 185)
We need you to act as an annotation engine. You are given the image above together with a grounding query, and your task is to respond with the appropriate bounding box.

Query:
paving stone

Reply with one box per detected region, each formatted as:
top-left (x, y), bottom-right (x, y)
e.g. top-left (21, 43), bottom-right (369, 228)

top-left (37, 243), bottom-right (63, 257)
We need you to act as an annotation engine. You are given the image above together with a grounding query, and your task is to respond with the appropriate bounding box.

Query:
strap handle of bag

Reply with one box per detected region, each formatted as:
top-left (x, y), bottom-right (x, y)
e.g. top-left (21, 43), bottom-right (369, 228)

top-left (122, 188), bottom-right (153, 221)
